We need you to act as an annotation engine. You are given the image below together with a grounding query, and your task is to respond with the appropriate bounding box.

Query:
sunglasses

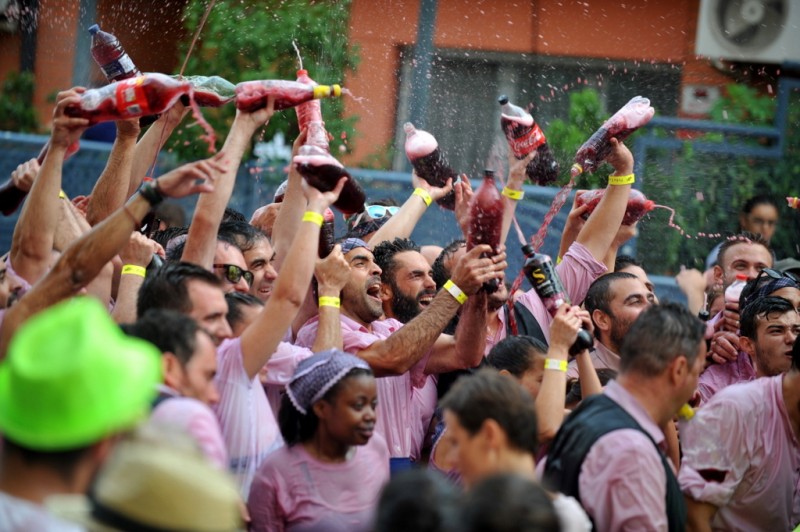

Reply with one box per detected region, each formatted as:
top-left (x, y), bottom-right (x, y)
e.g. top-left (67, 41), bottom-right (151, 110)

top-left (755, 267), bottom-right (799, 284)
top-left (347, 205), bottom-right (400, 229)
top-left (213, 264), bottom-right (254, 287)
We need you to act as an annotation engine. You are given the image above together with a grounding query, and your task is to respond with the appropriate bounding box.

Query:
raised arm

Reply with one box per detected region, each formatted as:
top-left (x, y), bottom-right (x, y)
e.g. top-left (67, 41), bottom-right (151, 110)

top-left (500, 151), bottom-right (535, 247)
top-left (367, 172), bottom-right (453, 247)
top-left (128, 102), bottom-right (189, 196)
top-left (356, 245), bottom-right (505, 377)
top-left (0, 158), bottom-right (38, 216)
top-left (86, 118), bottom-right (141, 226)
top-left (574, 138), bottom-right (634, 262)
top-left (311, 244), bottom-right (350, 352)
top-left (270, 130), bottom-right (308, 270)
top-left (182, 100), bottom-right (274, 269)
top-left (423, 289), bottom-right (489, 375)
top-left (0, 159), bottom-right (217, 357)
top-left (238, 178), bottom-right (347, 380)
top-left (112, 233), bottom-right (163, 324)
top-left (10, 89), bottom-right (89, 286)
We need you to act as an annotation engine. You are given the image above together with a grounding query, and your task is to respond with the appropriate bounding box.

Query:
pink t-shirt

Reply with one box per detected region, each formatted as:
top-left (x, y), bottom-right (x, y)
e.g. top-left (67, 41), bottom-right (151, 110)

top-left (247, 435), bottom-right (390, 532)
top-left (262, 341), bottom-right (315, 415)
top-left (679, 375), bottom-right (800, 531)
top-left (696, 351), bottom-right (757, 406)
top-left (150, 395), bottom-right (229, 471)
top-left (566, 341), bottom-right (619, 380)
top-left (488, 242), bottom-right (607, 354)
top-left (214, 338), bottom-right (284, 500)
top-left (578, 380), bottom-right (672, 531)
top-left (296, 315), bottom-right (437, 460)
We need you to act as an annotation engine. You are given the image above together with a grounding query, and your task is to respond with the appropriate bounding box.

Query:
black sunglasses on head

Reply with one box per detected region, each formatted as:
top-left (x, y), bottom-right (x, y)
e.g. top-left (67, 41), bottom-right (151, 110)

top-left (213, 264), bottom-right (254, 286)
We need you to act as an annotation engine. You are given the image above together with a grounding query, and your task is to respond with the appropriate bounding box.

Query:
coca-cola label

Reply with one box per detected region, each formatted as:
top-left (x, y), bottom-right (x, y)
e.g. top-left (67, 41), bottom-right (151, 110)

top-left (101, 54), bottom-right (136, 81)
top-left (505, 122), bottom-right (546, 158)
top-left (115, 77), bottom-right (149, 117)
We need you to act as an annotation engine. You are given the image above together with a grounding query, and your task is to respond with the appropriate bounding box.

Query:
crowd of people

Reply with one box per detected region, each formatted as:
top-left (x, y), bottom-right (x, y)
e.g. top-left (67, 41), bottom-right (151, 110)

top-left (0, 85), bottom-right (798, 532)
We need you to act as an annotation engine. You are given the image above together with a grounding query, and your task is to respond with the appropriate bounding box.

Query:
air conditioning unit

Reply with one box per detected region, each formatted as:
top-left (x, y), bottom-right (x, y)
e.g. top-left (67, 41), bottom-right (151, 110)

top-left (0, 0), bottom-right (20, 33)
top-left (695, 0), bottom-right (800, 64)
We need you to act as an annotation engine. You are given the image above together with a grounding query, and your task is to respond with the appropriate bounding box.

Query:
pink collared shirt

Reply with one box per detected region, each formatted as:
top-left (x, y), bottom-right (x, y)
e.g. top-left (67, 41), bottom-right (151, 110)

top-left (679, 375), bottom-right (800, 531)
top-left (214, 338), bottom-right (284, 500)
top-left (696, 351), bottom-right (756, 406)
top-left (566, 340), bottom-right (619, 380)
top-left (578, 380), bottom-right (672, 531)
top-left (487, 242), bottom-right (607, 354)
top-left (296, 315), bottom-right (437, 461)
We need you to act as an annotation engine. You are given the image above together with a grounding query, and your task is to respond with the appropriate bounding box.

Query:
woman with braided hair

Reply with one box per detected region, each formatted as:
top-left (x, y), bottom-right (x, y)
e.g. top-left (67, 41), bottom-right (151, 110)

top-left (248, 349), bottom-right (389, 531)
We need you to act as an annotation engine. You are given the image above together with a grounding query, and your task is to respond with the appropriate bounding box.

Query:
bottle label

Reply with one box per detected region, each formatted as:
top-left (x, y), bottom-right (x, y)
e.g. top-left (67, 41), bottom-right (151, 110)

top-left (114, 76), bottom-right (150, 117)
top-left (101, 54), bottom-right (136, 81)
top-left (506, 122), bottom-right (546, 158)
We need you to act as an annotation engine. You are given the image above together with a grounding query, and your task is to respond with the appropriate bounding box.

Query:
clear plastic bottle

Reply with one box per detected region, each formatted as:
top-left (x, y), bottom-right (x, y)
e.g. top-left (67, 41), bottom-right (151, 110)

top-left (724, 273), bottom-right (748, 308)
top-left (88, 24), bottom-right (141, 82)
top-left (498, 95), bottom-right (559, 186)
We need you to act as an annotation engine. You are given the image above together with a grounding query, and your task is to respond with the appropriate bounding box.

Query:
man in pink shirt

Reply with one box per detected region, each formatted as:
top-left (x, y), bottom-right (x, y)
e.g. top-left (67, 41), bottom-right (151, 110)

top-left (680, 335), bottom-right (800, 531)
top-left (296, 237), bottom-right (505, 464)
top-left (543, 302), bottom-right (707, 530)
top-left (566, 271), bottom-right (656, 380)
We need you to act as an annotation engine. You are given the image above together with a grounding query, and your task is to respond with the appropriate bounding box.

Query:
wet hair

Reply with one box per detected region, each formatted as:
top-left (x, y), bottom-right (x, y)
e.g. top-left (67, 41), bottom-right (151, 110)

top-left (584, 272), bottom-right (639, 338)
top-left (373, 237), bottom-right (421, 284)
top-left (121, 309), bottom-right (199, 366)
top-left (432, 239), bottom-right (466, 290)
top-left (1, 438), bottom-right (93, 484)
top-left (218, 220), bottom-right (267, 253)
top-left (222, 207), bottom-right (247, 223)
top-left (619, 302), bottom-right (705, 377)
top-left (370, 197), bottom-right (400, 207)
top-left (739, 296), bottom-right (794, 340)
top-left (136, 262), bottom-right (223, 319)
top-left (565, 369), bottom-right (618, 408)
top-left (460, 473), bottom-right (559, 532)
top-left (716, 231), bottom-right (772, 271)
top-left (151, 226), bottom-right (188, 251)
top-left (375, 469), bottom-right (460, 532)
top-left (614, 254), bottom-right (642, 272)
top-left (153, 202), bottom-right (186, 229)
top-left (741, 194), bottom-right (779, 215)
top-left (440, 369), bottom-right (538, 456)
top-left (486, 335), bottom-right (547, 377)
top-left (278, 367), bottom-right (372, 446)
top-left (225, 292), bottom-right (263, 331)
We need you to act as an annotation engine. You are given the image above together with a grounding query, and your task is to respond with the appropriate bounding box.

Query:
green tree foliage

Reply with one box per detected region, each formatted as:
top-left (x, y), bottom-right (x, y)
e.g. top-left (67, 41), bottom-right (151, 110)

top-left (0, 71), bottom-right (38, 133)
top-left (637, 84), bottom-right (798, 273)
top-left (170, 0), bottom-right (359, 162)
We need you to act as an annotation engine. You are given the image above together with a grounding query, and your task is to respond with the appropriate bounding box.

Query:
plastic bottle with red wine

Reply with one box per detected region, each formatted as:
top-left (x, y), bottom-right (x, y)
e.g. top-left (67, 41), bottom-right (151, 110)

top-left (234, 80), bottom-right (342, 113)
top-left (575, 188), bottom-right (655, 225)
top-left (571, 96), bottom-right (655, 177)
top-left (498, 95), bottom-right (559, 186)
top-left (521, 245), bottom-right (593, 355)
top-left (403, 123), bottom-right (457, 210)
top-left (88, 24), bottom-right (141, 82)
top-left (466, 169), bottom-right (505, 293)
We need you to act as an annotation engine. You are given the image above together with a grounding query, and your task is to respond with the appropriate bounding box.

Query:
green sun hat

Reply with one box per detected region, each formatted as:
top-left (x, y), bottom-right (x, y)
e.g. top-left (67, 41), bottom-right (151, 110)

top-left (0, 297), bottom-right (162, 451)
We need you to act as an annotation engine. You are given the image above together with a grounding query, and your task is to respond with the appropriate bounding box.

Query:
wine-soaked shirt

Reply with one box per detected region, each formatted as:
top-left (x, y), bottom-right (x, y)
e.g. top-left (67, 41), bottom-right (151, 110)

top-left (696, 351), bottom-right (756, 406)
top-left (247, 435), bottom-right (390, 532)
top-left (214, 338), bottom-right (284, 500)
top-left (679, 375), bottom-right (800, 531)
top-left (296, 315), bottom-right (437, 461)
top-left (488, 242), bottom-right (606, 354)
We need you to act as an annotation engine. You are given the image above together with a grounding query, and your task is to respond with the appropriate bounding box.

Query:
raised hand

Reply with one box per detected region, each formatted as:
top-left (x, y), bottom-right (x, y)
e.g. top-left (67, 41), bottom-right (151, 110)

top-left (302, 176), bottom-right (346, 213)
top-left (51, 88), bottom-right (90, 150)
top-left (449, 244), bottom-right (507, 296)
top-left (412, 170), bottom-right (453, 203)
top-left (315, 244), bottom-right (350, 294)
top-left (454, 173), bottom-right (474, 237)
top-left (10, 159), bottom-right (40, 193)
top-left (155, 157), bottom-right (222, 199)
top-left (606, 137), bottom-right (634, 176)
top-left (119, 232), bottom-right (162, 268)
top-left (549, 304), bottom-right (584, 352)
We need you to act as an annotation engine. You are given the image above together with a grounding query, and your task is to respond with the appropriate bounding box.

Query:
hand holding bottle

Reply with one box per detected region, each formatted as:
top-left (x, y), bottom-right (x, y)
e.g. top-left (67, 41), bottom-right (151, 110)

top-left (453, 174), bottom-right (474, 237)
top-left (449, 244), bottom-right (507, 296)
top-left (10, 159), bottom-right (40, 193)
top-left (236, 95), bottom-right (276, 133)
top-left (549, 304), bottom-right (586, 354)
top-left (605, 137), bottom-right (634, 178)
top-left (411, 170), bottom-right (453, 204)
top-left (51, 88), bottom-right (90, 151)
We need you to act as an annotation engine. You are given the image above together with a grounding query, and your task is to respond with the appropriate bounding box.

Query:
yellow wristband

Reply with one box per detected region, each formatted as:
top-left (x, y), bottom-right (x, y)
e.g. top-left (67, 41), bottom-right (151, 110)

top-left (121, 264), bottom-right (146, 278)
top-left (608, 174), bottom-right (635, 186)
top-left (544, 358), bottom-right (568, 372)
top-left (413, 187), bottom-right (432, 207)
top-left (318, 296), bottom-right (341, 308)
top-left (556, 255), bottom-right (563, 265)
top-left (302, 211), bottom-right (324, 227)
top-left (58, 190), bottom-right (68, 199)
top-left (501, 187), bottom-right (524, 200)
top-left (443, 279), bottom-right (468, 304)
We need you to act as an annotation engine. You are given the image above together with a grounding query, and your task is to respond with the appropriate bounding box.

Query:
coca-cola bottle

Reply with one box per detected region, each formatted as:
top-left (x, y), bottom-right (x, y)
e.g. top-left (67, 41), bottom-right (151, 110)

top-left (88, 24), bottom-right (141, 82)
top-left (571, 96), bottom-right (655, 177)
top-left (403, 123), bottom-right (457, 210)
top-left (234, 80), bottom-right (342, 113)
top-left (521, 245), bottom-right (593, 355)
top-left (575, 188), bottom-right (655, 225)
top-left (64, 73), bottom-right (192, 124)
top-left (318, 208), bottom-right (335, 259)
top-left (294, 69), bottom-right (330, 151)
top-left (466, 169), bottom-right (505, 293)
top-left (293, 148), bottom-right (365, 216)
top-left (498, 95), bottom-right (559, 186)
